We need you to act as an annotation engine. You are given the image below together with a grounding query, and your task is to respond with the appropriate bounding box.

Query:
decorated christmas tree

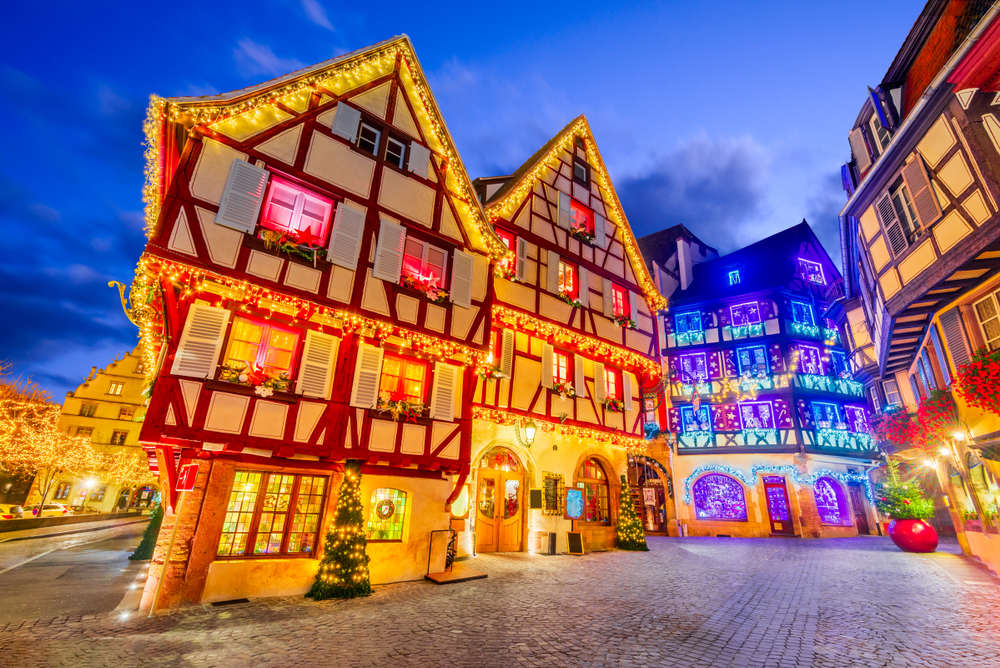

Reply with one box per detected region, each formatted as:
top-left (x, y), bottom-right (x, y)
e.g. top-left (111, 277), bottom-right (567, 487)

top-left (616, 474), bottom-right (649, 551)
top-left (307, 460), bottom-right (372, 600)
top-left (874, 459), bottom-right (935, 521)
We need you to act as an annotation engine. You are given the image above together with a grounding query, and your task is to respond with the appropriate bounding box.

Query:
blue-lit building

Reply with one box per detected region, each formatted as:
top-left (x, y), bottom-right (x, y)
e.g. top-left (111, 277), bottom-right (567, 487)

top-left (639, 222), bottom-right (881, 538)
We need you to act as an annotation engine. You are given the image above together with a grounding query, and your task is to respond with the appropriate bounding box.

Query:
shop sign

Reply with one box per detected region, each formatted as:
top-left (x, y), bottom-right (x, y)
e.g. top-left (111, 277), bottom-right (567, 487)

top-left (176, 463), bottom-right (199, 491)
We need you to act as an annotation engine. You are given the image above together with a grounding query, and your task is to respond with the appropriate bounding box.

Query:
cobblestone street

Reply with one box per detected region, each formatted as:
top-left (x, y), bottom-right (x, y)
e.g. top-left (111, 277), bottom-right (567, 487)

top-left (1, 536), bottom-right (997, 668)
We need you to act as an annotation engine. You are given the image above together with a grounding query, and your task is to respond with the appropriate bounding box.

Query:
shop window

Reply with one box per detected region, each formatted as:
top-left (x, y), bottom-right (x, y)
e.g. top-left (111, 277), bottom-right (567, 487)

top-left (217, 471), bottom-right (327, 558)
top-left (379, 354), bottom-right (429, 404)
top-left (605, 367), bottom-right (622, 400)
top-left (495, 228), bottom-right (517, 276)
top-left (737, 345), bottom-right (768, 375)
top-left (577, 458), bottom-right (610, 523)
top-left (108, 382), bottom-right (124, 396)
top-left (737, 400), bottom-right (775, 430)
top-left (730, 302), bottom-right (761, 326)
top-left (79, 403), bottom-right (97, 417)
top-left (678, 352), bottom-right (708, 382)
top-left (814, 477), bottom-right (848, 525)
top-left (558, 260), bottom-right (578, 298)
top-left (569, 200), bottom-right (594, 236)
top-left (612, 284), bottom-right (630, 317)
top-left (402, 237), bottom-right (448, 288)
top-left (118, 406), bottom-right (135, 421)
top-left (799, 345), bottom-right (823, 375)
top-left (90, 485), bottom-right (108, 502)
top-left (812, 402), bottom-right (845, 430)
top-left (791, 301), bottom-right (815, 326)
top-left (261, 177), bottom-right (334, 243)
top-left (797, 259), bottom-right (825, 285)
top-left (54, 482), bottom-right (72, 500)
top-left (367, 488), bottom-right (408, 541)
top-left (675, 311), bottom-right (702, 335)
top-left (223, 316), bottom-right (301, 379)
top-left (553, 350), bottom-right (572, 385)
top-left (680, 405), bottom-right (711, 433)
top-left (111, 430), bottom-right (128, 446)
top-left (693, 473), bottom-right (747, 521)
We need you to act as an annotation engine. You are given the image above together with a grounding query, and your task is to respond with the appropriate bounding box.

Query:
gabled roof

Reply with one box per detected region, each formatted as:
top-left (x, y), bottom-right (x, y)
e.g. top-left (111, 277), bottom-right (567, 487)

top-left (481, 116), bottom-right (667, 310)
top-left (636, 224), bottom-right (718, 272)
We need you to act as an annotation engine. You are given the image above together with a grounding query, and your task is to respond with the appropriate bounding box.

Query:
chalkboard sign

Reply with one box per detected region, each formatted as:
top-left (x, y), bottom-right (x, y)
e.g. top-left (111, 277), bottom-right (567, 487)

top-left (564, 488), bottom-right (584, 520)
top-left (567, 531), bottom-right (584, 555)
top-left (543, 473), bottom-right (563, 515)
top-left (529, 488), bottom-right (543, 509)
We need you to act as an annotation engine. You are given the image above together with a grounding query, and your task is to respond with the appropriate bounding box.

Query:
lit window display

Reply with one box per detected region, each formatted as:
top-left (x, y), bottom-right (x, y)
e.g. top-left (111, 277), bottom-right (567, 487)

top-left (692, 473), bottom-right (747, 521)
top-left (814, 477), bottom-right (846, 525)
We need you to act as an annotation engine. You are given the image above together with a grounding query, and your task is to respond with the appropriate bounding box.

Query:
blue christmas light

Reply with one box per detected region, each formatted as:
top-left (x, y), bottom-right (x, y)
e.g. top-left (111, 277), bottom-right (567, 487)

top-left (682, 464), bottom-right (876, 506)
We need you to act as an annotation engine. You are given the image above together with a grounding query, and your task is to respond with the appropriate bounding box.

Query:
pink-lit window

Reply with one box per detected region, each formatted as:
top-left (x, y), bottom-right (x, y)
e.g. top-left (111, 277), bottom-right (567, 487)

top-left (558, 260), bottom-right (578, 298)
top-left (605, 367), bottom-right (622, 400)
top-left (496, 228), bottom-right (517, 275)
top-left (569, 200), bottom-right (594, 235)
top-left (612, 284), bottom-right (630, 317)
top-left (553, 350), bottom-right (572, 385)
top-left (261, 177), bottom-right (334, 244)
top-left (379, 354), bottom-right (429, 404)
top-left (402, 237), bottom-right (448, 288)
top-left (223, 317), bottom-right (301, 378)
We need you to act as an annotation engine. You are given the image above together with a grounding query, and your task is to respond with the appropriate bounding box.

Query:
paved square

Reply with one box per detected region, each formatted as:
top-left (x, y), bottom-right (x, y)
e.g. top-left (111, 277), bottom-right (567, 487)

top-left (1, 536), bottom-right (997, 667)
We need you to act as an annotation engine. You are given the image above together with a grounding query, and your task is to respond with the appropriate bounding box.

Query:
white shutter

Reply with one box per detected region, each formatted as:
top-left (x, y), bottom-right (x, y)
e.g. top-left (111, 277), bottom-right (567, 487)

top-left (574, 355), bottom-right (586, 398)
top-left (515, 237), bottom-right (528, 282)
top-left (326, 202), bottom-right (366, 270)
top-left (594, 362), bottom-right (607, 403)
top-left (215, 160), bottom-right (268, 233)
top-left (349, 343), bottom-right (384, 409)
top-left (557, 191), bottom-right (571, 229)
top-left (372, 218), bottom-right (406, 282)
top-left (875, 191), bottom-right (908, 257)
top-left (331, 103), bottom-right (362, 143)
top-left (602, 278), bottom-right (614, 317)
top-left (500, 329), bottom-right (515, 377)
top-left (849, 128), bottom-right (872, 173)
top-left (541, 343), bottom-right (554, 389)
top-left (630, 291), bottom-right (640, 325)
top-left (578, 266), bottom-right (590, 307)
top-left (622, 372), bottom-right (634, 412)
top-left (595, 213), bottom-right (608, 249)
top-left (450, 249), bottom-right (474, 309)
top-left (170, 304), bottom-right (231, 379)
top-left (901, 157), bottom-right (942, 227)
top-left (296, 330), bottom-right (339, 399)
top-left (547, 250), bottom-right (561, 293)
top-left (407, 142), bottom-right (431, 179)
top-left (429, 362), bottom-right (458, 422)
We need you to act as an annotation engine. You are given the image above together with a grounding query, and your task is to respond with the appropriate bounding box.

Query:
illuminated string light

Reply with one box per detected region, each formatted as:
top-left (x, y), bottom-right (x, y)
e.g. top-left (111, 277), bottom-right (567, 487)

top-left (681, 464), bottom-right (875, 506)
top-left (472, 407), bottom-right (647, 454)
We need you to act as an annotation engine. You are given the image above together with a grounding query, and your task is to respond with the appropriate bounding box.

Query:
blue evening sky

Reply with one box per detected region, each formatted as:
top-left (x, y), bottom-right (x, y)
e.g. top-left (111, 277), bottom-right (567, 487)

top-left (1, 0), bottom-right (923, 397)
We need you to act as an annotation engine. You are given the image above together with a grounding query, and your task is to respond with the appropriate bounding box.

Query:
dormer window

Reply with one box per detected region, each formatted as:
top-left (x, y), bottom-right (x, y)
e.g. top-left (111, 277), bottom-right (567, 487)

top-left (358, 122), bottom-right (380, 156)
top-left (797, 259), bottom-right (825, 285)
top-left (262, 178), bottom-right (334, 243)
top-left (573, 158), bottom-right (590, 186)
top-left (728, 270), bottom-right (740, 285)
top-left (868, 115), bottom-right (890, 157)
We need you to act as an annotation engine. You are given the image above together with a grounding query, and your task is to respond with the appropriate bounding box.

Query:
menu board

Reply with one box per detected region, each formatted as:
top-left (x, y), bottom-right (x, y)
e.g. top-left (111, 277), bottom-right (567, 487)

top-left (543, 473), bottom-right (563, 515)
top-left (564, 488), bottom-right (584, 520)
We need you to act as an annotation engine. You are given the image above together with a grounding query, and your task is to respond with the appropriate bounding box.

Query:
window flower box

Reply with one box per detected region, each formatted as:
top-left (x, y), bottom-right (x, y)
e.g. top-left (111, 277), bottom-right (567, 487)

top-left (569, 223), bottom-right (595, 245)
top-left (496, 264), bottom-right (517, 281)
top-left (557, 291), bottom-right (584, 309)
top-left (258, 228), bottom-right (327, 263)
top-left (376, 391), bottom-right (425, 422)
top-left (220, 362), bottom-right (291, 397)
top-left (550, 381), bottom-right (577, 400)
top-left (477, 364), bottom-right (505, 382)
top-left (611, 314), bottom-right (637, 330)
top-left (399, 274), bottom-right (449, 304)
top-left (603, 398), bottom-right (625, 413)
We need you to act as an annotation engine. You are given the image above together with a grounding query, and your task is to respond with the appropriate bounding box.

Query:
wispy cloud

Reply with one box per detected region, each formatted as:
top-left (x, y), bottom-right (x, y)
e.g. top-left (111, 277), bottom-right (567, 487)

top-left (233, 38), bottom-right (305, 79)
top-left (301, 0), bottom-right (335, 31)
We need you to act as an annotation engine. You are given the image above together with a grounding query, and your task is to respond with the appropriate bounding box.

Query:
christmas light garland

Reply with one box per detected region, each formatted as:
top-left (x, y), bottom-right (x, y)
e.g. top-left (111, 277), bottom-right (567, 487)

top-left (472, 407), bottom-right (648, 454)
top-left (681, 464), bottom-right (875, 506)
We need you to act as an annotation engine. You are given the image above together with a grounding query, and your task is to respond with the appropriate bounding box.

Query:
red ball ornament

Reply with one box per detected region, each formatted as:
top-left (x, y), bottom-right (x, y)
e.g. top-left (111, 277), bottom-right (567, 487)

top-left (888, 519), bottom-right (938, 553)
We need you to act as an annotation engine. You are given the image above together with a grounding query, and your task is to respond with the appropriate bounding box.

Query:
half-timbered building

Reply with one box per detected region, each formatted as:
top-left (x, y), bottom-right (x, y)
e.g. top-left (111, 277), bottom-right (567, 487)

top-left (132, 36), bottom-right (510, 608)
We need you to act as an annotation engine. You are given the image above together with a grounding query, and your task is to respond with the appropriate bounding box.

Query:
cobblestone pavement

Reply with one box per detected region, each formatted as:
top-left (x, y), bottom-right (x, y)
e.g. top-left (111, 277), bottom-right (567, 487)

top-left (1, 536), bottom-right (997, 667)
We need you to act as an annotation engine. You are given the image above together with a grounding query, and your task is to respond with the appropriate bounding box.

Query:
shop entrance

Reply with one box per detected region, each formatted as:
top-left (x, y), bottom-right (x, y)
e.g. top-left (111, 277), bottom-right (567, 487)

top-left (848, 483), bottom-right (870, 535)
top-left (763, 476), bottom-right (794, 535)
top-left (627, 457), bottom-right (667, 533)
top-left (475, 448), bottom-right (523, 553)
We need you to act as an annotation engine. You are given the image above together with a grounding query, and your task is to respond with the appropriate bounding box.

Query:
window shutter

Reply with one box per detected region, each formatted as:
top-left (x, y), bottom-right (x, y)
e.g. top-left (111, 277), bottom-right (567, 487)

top-left (622, 372), bottom-right (634, 412)
top-left (901, 157), bottom-right (942, 227)
top-left (557, 191), bottom-right (571, 229)
top-left (170, 304), bottom-right (231, 379)
top-left (372, 218), bottom-right (406, 282)
top-left (296, 330), bottom-right (339, 399)
top-left (595, 213), bottom-right (607, 249)
top-left (541, 343), bottom-right (554, 388)
top-left (602, 278), bottom-right (614, 317)
top-left (849, 128), bottom-right (872, 173)
top-left (547, 250), bottom-right (561, 293)
top-left (578, 266), bottom-right (590, 307)
top-left (407, 142), bottom-right (431, 179)
top-left (215, 160), bottom-right (269, 233)
top-left (594, 362), bottom-right (607, 403)
top-left (429, 362), bottom-right (457, 422)
top-left (515, 237), bottom-right (528, 282)
top-left (331, 103), bottom-right (362, 143)
top-left (875, 192), bottom-right (908, 257)
top-left (326, 202), bottom-right (366, 270)
top-left (450, 249), bottom-right (475, 309)
top-left (629, 291), bottom-right (640, 325)
top-left (939, 307), bottom-right (971, 368)
top-left (349, 343), bottom-right (384, 408)
top-left (574, 355), bottom-right (586, 398)
top-left (500, 329), bottom-right (515, 377)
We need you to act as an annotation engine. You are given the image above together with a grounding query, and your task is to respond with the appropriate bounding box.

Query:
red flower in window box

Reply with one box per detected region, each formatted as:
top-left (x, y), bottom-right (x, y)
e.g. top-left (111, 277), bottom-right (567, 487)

top-left (376, 390), bottom-right (425, 422)
top-left (603, 398), bottom-right (625, 413)
top-left (220, 361), bottom-right (291, 396)
top-left (556, 291), bottom-right (584, 309)
top-left (258, 229), bottom-right (327, 262)
top-left (956, 348), bottom-right (1000, 419)
top-left (610, 313), bottom-right (637, 330)
top-left (399, 274), bottom-right (449, 304)
top-left (569, 220), bottom-right (595, 245)
top-left (550, 381), bottom-right (577, 400)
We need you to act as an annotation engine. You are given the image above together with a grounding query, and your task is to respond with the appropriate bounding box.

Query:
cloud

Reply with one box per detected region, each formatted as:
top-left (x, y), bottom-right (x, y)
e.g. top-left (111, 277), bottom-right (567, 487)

top-left (301, 0), bottom-right (335, 31)
top-left (617, 134), bottom-right (771, 253)
top-left (233, 38), bottom-right (305, 79)
top-left (804, 171), bottom-right (849, 267)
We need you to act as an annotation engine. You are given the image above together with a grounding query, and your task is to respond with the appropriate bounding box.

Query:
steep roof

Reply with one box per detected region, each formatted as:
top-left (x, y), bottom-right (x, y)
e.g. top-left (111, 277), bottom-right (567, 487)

top-left (636, 224), bottom-right (718, 271)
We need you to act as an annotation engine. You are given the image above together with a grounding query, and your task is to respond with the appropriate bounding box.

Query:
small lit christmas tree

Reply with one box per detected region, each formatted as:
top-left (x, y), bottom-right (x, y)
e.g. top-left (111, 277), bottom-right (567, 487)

top-left (129, 501), bottom-right (163, 560)
top-left (307, 460), bottom-right (372, 600)
top-left (616, 474), bottom-right (649, 551)
top-left (874, 459), bottom-right (935, 521)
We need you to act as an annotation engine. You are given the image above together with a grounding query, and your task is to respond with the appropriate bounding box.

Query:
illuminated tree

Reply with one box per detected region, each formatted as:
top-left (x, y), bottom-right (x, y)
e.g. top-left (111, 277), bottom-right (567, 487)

top-left (616, 474), bottom-right (649, 551)
top-left (307, 459), bottom-right (372, 600)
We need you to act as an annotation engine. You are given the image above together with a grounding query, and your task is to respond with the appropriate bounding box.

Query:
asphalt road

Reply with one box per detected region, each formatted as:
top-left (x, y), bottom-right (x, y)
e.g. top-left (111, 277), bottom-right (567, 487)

top-left (0, 522), bottom-right (147, 624)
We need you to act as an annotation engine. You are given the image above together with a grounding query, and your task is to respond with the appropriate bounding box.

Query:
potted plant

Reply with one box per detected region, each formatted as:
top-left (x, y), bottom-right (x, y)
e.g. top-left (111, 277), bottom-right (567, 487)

top-left (874, 459), bottom-right (938, 553)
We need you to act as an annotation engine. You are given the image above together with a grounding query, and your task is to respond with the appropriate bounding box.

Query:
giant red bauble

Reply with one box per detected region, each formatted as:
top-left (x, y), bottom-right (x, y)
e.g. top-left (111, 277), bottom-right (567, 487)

top-left (887, 519), bottom-right (938, 553)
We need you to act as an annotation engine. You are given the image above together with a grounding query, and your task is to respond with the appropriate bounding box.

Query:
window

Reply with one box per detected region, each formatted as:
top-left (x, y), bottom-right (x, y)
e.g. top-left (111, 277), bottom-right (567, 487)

top-left (402, 237), bottom-right (448, 288)
top-left (868, 387), bottom-right (882, 413)
top-left (675, 311), bottom-right (702, 334)
top-left (812, 402), bottom-right (844, 429)
top-left (75, 427), bottom-right (93, 441)
top-left (868, 115), bottom-right (891, 156)
top-left (882, 379), bottom-right (902, 407)
top-left (90, 485), bottom-right (108, 502)
top-left (728, 270), bottom-right (740, 285)
top-left (889, 175), bottom-right (919, 242)
top-left (261, 177), bottom-right (334, 243)
top-left (577, 459), bottom-right (610, 523)
top-left (553, 350), bottom-right (572, 385)
top-left (217, 471), bottom-right (327, 558)
top-left (118, 406), bottom-right (135, 421)
top-left (108, 383), bottom-right (124, 396)
top-left (678, 353), bottom-right (708, 382)
top-left (830, 351), bottom-right (848, 377)
top-left (558, 260), bottom-right (578, 298)
top-left (495, 228), bottom-right (517, 276)
top-left (573, 158), bottom-right (589, 185)
top-left (385, 137), bottom-right (406, 168)
top-left (974, 289), bottom-right (1000, 350)
top-left (357, 122), bottom-right (380, 155)
top-left (644, 397), bottom-right (658, 427)
top-left (737, 346), bottom-right (768, 375)
top-left (693, 474), bottom-right (747, 521)
top-left (918, 350), bottom-right (936, 391)
top-left (569, 200), bottom-right (594, 236)
top-left (799, 345), bottom-right (823, 375)
top-left (791, 302), bottom-right (815, 326)
top-left (379, 354), bottom-right (429, 404)
top-left (730, 302), bottom-right (761, 326)
top-left (223, 317), bottom-right (301, 379)
top-left (612, 284), bottom-right (630, 317)
top-left (844, 405), bottom-right (868, 432)
top-left (680, 405), bottom-right (711, 433)
top-left (797, 259), bottom-right (825, 285)
top-left (738, 400), bottom-right (775, 430)
top-left (79, 403), bottom-right (97, 417)
top-left (54, 482), bottom-right (72, 500)
top-left (366, 488), bottom-right (408, 541)
top-left (135, 362), bottom-right (144, 374)
top-left (929, 325), bottom-right (952, 386)
top-left (111, 430), bottom-right (128, 446)
top-left (605, 367), bottom-right (622, 400)
top-left (814, 477), bottom-right (847, 525)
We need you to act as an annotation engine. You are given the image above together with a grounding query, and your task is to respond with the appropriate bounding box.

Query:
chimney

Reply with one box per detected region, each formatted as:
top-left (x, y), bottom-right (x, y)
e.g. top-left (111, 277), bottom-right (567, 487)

top-left (676, 237), bottom-right (693, 290)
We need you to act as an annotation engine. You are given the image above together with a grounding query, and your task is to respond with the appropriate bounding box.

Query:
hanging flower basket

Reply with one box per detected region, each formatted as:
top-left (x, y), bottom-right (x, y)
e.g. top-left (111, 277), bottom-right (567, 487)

top-left (956, 347), bottom-right (1000, 418)
top-left (220, 362), bottom-right (291, 397)
top-left (550, 381), bottom-right (577, 400)
top-left (399, 275), bottom-right (449, 304)
top-left (911, 390), bottom-right (957, 450)
top-left (611, 314), bottom-right (637, 330)
top-left (557, 291), bottom-right (584, 309)
top-left (869, 405), bottom-right (914, 449)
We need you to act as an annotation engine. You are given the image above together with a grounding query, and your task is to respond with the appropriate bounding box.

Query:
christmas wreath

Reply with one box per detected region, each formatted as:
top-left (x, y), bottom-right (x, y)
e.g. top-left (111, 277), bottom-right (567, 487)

top-left (955, 347), bottom-right (1000, 418)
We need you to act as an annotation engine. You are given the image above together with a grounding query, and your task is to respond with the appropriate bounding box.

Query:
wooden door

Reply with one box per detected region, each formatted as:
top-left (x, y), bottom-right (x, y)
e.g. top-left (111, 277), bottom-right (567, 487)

top-left (763, 476), bottom-right (794, 535)
top-left (476, 472), bottom-right (499, 553)
top-left (498, 472), bottom-right (522, 552)
top-left (848, 484), bottom-right (870, 535)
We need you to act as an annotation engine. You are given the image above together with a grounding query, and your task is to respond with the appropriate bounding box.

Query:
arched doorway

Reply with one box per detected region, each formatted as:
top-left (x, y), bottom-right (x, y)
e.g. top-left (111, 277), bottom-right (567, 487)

top-left (627, 457), bottom-right (667, 533)
top-left (131, 485), bottom-right (158, 510)
top-left (475, 447), bottom-right (524, 553)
